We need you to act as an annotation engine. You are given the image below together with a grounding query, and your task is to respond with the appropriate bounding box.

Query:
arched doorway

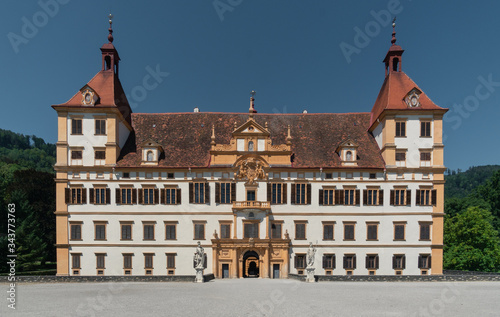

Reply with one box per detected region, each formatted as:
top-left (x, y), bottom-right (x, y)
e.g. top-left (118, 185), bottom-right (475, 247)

top-left (243, 250), bottom-right (259, 278)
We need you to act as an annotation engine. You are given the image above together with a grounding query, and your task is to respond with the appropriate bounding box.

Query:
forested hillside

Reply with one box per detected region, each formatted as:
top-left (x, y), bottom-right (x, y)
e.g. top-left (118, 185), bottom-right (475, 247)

top-left (445, 165), bottom-right (500, 199)
top-left (0, 129), bottom-right (56, 274)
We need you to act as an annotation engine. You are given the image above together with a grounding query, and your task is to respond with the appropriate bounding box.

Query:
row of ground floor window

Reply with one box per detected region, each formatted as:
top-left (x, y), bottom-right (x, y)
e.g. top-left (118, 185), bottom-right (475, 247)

top-left (69, 253), bottom-right (432, 276)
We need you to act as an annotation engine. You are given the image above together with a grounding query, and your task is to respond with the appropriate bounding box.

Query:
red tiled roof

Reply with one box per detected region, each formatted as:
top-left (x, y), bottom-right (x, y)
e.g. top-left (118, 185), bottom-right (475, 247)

top-left (116, 113), bottom-right (385, 169)
top-left (52, 70), bottom-right (132, 124)
top-left (369, 72), bottom-right (446, 128)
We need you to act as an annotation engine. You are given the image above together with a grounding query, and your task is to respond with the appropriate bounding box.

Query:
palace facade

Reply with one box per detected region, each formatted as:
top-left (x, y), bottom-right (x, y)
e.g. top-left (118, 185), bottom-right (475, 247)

top-left (53, 23), bottom-right (447, 278)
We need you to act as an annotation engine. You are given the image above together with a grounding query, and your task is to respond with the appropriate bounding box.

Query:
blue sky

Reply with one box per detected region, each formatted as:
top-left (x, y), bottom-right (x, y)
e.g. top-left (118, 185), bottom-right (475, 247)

top-left (1, 0), bottom-right (499, 171)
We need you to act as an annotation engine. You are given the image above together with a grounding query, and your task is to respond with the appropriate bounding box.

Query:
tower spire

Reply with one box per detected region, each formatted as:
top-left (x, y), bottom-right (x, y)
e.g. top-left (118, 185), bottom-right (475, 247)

top-left (383, 17), bottom-right (404, 76)
top-left (108, 14), bottom-right (114, 43)
top-left (391, 17), bottom-right (396, 45)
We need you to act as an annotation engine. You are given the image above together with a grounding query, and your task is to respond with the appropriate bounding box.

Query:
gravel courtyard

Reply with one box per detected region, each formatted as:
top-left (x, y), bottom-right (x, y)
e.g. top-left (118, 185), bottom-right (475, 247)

top-left (2, 279), bottom-right (499, 316)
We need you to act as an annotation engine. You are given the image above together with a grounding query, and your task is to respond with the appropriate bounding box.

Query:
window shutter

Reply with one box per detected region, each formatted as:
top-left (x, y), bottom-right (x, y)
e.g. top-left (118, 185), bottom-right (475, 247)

top-left (319, 190), bottom-right (324, 206)
top-left (283, 183), bottom-right (287, 204)
top-left (267, 183), bottom-right (272, 203)
top-left (65, 188), bottom-right (70, 204)
top-left (132, 188), bottom-right (137, 204)
top-left (176, 189), bottom-right (182, 204)
top-left (82, 188), bottom-right (87, 204)
top-left (353, 255), bottom-right (356, 269)
top-left (355, 190), bottom-right (360, 205)
top-left (406, 190), bottom-right (411, 206)
top-left (215, 183), bottom-right (221, 204)
top-left (205, 183), bottom-right (210, 204)
top-left (231, 183), bottom-right (236, 202)
top-left (392, 256), bottom-right (396, 269)
top-left (428, 256), bottom-right (431, 269)
top-left (332, 255), bottom-right (336, 269)
top-left (431, 190), bottom-right (437, 206)
top-left (189, 183), bottom-right (193, 203)
top-left (105, 188), bottom-right (110, 204)
top-left (161, 189), bottom-right (166, 204)
top-left (306, 184), bottom-right (312, 205)
top-left (294, 256), bottom-right (298, 269)
top-left (418, 255), bottom-right (422, 268)
top-left (390, 190), bottom-right (395, 206)
top-left (322, 255), bottom-right (327, 269)
top-left (365, 256), bottom-right (369, 269)
top-left (138, 189), bottom-right (143, 204)
top-left (375, 256), bottom-right (379, 269)
top-left (335, 190), bottom-right (340, 205)
top-left (379, 190), bottom-right (384, 205)
top-left (343, 256), bottom-right (347, 269)
top-left (402, 255), bottom-right (406, 269)
top-left (115, 188), bottom-right (121, 204)
top-left (89, 188), bottom-right (94, 204)
top-left (291, 184), bottom-right (296, 205)
top-left (363, 190), bottom-right (367, 205)
top-left (339, 190), bottom-right (345, 205)
top-left (154, 189), bottom-right (159, 204)
top-left (416, 190), bottom-right (421, 206)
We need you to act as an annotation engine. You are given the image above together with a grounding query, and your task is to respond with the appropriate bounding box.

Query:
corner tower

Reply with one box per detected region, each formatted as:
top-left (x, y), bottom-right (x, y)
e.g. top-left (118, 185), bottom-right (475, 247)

top-left (369, 21), bottom-right (448, 274)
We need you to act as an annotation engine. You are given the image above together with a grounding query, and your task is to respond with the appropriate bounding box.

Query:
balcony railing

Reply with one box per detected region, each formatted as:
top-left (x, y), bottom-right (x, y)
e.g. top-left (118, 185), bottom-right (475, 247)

top-left (232, 201), bottom-right (271, 210)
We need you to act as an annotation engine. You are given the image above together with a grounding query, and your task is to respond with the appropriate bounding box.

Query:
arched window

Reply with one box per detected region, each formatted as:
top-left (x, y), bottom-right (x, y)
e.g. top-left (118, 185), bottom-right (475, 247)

top-left (248, 141), bottom-right (254, 152)
top-left (392, 58), bottom-right (399, 72)
top-left (346, 151), bottom-right (352, 161)
top-left (147, 151), bottom-right (154, 162)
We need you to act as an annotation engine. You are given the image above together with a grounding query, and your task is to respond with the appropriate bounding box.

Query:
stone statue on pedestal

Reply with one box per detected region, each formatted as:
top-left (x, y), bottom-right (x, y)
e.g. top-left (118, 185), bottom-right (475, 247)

top-left (306, 242), bottom-right (316, 268)
top-left (194, 241), bottom-right (205, 283)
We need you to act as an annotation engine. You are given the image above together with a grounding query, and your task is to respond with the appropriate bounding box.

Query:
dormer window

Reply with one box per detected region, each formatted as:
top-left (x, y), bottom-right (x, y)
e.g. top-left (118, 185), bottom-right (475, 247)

top-left (404, 88), bottom-right (422, 108)
top-left (337, 139), bottom-right (359, 167)
top-left (248, 141), bottom-right (254, 152)
top-left (80, 86), bottom-right (99, 106)
top-left (141, 140), bottom-right (163, 166)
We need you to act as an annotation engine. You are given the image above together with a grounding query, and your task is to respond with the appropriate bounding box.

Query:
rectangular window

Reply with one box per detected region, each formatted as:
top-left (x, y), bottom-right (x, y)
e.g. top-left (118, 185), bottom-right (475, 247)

top-left (395, 151), bottom-right (406, 167)
top-left (395, 121), bottom-right (406, 137)
top-left (166, 254), bottom-right (176, 269)
top-left (323, 223), bottom-right (334, 240)
top-left (295, 222), bottom-right (306, 240)
top-left (393, 255), bottom-right (406, 270)
top-left (369, 173), bottom-right (376, 179)
top-left (322, 254), bottom-right (335, 270)
top-left (70, 187), bottom-right (84, 204)
top-left (418, 254), bottom-right (431, 269)
top-left (365, 254), bottom-right (379, 270)
top-left (364, 189), bottom-right (380, 206)
top-left (420, 223), bottom-right (431, 240)
top-left (271, 222), bottom-right (282, 239)
top-left (92, 188), bottom-right (108, 205)
top-left (95, 224), bottom-right (106, 240)
top-left (323, 189), bottom-right (335, 205)
top-left (420, 121), bottom-right (431, 137)
top-left (163, 188), bottom-right (178, 205)
top-left (394, 223), bottom-right (405, 240)
top-left (420, 152), bottom-right (431, 166)
top-left (165, 224), bottom-right (177, 240)
top-left (220, 182), bottom-right (232, 204)
top-left (344, 223), bottom-right (355, 241)
top-left (325, 173), bottom-right (333, 179)
top-left (194, 223), bottom-right (205, 240)
top-left (96, 254), bottom-right (105, 269)
top-left (295, 183), bottom-right (307, 204)
top-left (143, 224), bottom-right (155, 240)
top-left (295, 254), bottom-right (306, 269)
top-left (123, 254), bottom-right (132, 269)
top-left (72, 119), bottom-right (82, 135)
top-left (94, 150), bottom-right (105, 159)
top-left (144, 254), bottom-right (154, 269)
top-left (71, 150), bottom-right (83, 159)
top-left (71, 254), bottom-right (81, 269)
top-left (246, 190), bottom-right (256, 201)
top-left (142, 188), bottom-right (155, 205)
top-left (121, 188), bottom-right (134, 205)
top-left (220, 223), bottom-right (231, 239)
top-left (244, 223), bottom-right (259, 238)
top-left (271, 183), bottom-right (283, 204)
top-left (70, 224), bottom-right (82, 240)
top-left (391, 189), bottom-right (410, 206)
top-left (344, 189), bottom-right (355, 205)
top-left (366, 223), bottom-right (378, 241)
top-left (417, 189), bottom-right (431, 206)
top-left (343, 254), bottom-right (356, 270)
top-left (95, 119), bottom-right (106, 135)
top-left (121, 224), bottom-right (132, 240)
top-left (193, 182), bottom-right (206, 204)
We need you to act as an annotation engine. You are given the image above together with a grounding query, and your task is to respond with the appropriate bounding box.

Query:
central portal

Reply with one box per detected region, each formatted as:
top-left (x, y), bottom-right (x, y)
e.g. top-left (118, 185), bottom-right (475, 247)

top-left (243, 250), bottom-right (260, 278)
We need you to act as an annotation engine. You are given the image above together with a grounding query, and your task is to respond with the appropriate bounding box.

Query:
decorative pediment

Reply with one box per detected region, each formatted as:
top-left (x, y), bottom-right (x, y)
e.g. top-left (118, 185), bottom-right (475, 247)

top-left (232, 119), bottom-right (270, 137)
top-left (80, 85), bottom-right (99, 106)
top-left (404, 88), bottom-right (422, 108)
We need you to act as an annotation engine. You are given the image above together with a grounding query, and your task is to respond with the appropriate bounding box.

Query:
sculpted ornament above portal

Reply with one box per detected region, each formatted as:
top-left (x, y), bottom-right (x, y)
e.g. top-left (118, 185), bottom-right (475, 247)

top-left (235, 157), bottom-right (266, 185)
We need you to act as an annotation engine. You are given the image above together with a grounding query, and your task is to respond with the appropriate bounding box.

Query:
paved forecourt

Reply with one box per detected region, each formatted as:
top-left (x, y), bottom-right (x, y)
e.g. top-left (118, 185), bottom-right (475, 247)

top-left (2, 279), bottom-right (500, 316)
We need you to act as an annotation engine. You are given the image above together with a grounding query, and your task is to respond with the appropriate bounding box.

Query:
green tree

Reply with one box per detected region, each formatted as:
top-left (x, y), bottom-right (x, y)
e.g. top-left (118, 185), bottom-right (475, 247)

top-left (475, 171), bottom-right (500, 232)
top-left (444, 206), bottom-right (500, 272)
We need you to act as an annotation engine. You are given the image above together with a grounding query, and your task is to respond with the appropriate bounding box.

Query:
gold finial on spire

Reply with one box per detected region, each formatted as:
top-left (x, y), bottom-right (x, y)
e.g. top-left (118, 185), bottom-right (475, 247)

top-left (211, 124), bottom-right (216, 146)
top-left (108, 13), bottom-right (114, 43)
top-left (249, 90), bottom-right (257, 118)
top-left (286, 125), bottom-right (292, 145)
top-left (391, 17), bottom-right (396, 45)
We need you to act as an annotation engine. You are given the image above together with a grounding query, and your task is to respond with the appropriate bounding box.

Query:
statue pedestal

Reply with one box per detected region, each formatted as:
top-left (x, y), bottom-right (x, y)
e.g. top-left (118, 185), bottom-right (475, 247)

top-left (195, 268), bottom-right (204, 283)
top-left (306, 267), bottom-right (315, 283)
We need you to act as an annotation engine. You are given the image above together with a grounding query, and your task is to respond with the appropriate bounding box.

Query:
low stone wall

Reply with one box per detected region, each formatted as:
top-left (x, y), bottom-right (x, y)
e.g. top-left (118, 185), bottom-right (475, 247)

top-left (0, 274), bottom-right (215, 284)
top-left (315, 274), bottom-right (500, 282)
